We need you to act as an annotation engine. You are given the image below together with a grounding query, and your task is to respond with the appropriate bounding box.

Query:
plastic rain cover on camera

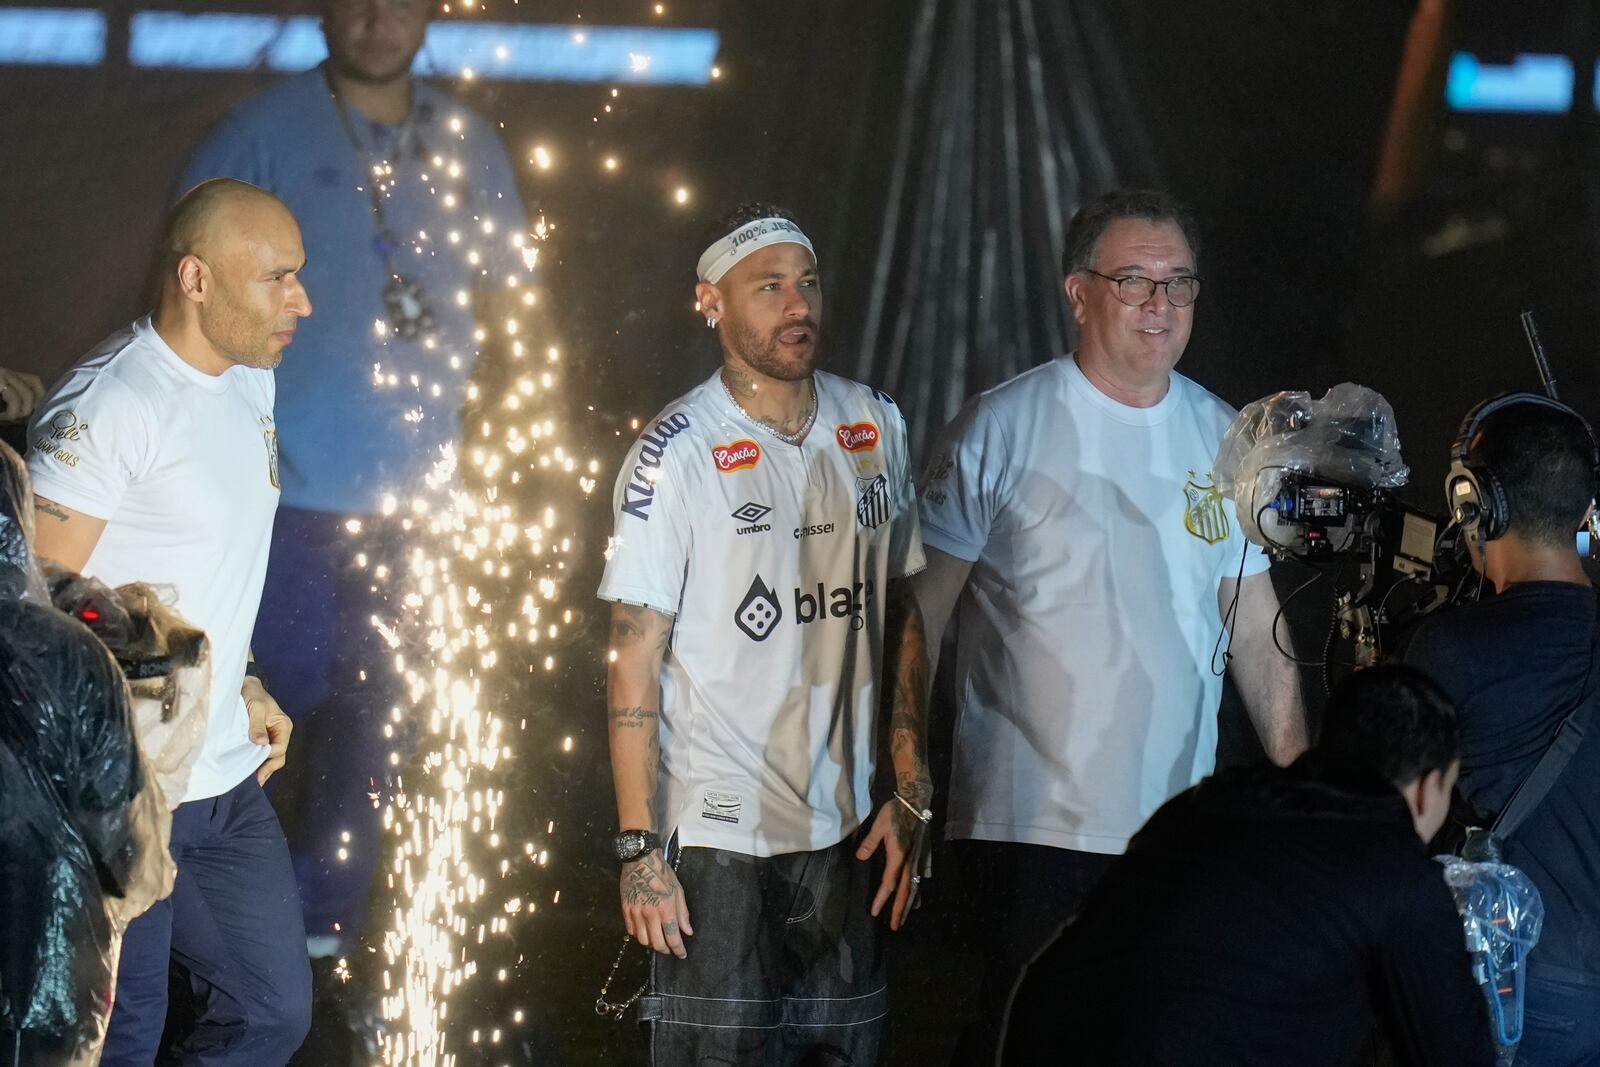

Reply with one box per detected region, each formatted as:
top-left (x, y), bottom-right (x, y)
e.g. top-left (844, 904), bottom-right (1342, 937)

top-left (0, 442), bottom-right (175, 1066)
top-left (1437, 856), bottom-right (1545, 1057)
top-left (47, 571), bottom-right (212, 814)
top-left (1213, 383), bottom-right (1409, 547)
top-left (0, 437), bottom-right (47, 605)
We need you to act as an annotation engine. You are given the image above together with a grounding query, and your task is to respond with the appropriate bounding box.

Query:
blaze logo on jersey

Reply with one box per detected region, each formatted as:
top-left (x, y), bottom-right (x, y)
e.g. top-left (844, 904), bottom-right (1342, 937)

top-left (712, 439), bottom-right (762, 473)
top-left (795, 580), bottom-right (875, 631)
top-left (1183, 470), bottom-right (1229, 545)
top-left (836, 422), bottom-right (880, 452)
top-left (735, 575), bottom-right (782, 640)
top-left (856, 473), bottom-right (890, 529)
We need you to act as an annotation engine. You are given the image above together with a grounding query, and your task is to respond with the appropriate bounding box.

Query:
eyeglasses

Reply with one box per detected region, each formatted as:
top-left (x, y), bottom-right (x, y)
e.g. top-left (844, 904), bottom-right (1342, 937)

top-left (1085, 270), bottom-right (1202, 308)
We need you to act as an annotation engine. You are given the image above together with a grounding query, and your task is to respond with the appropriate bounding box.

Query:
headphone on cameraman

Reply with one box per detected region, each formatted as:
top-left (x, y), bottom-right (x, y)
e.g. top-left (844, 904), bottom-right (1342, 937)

top-left (1445, 391), bottom-right (1600, 542)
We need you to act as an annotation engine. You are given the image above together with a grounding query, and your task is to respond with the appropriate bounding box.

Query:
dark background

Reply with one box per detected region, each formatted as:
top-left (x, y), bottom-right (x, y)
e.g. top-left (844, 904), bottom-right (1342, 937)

top-left (6, 0), bottom-right (1600, 1062)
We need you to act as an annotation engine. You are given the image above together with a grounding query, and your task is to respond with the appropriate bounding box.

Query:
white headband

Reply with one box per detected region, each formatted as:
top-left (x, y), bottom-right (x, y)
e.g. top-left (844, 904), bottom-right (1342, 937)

top-left (696, 217), bottom-right (815, 284)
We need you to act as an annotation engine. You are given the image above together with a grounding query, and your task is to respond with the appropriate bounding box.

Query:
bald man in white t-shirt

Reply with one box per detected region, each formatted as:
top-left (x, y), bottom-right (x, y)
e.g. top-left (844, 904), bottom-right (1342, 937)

top-left (597, 203), bottom-right (928, 1065)
top-left (913, 189), bottom-right (1309, 1065)
top-left (29, 179), bottom-right (313, 1066)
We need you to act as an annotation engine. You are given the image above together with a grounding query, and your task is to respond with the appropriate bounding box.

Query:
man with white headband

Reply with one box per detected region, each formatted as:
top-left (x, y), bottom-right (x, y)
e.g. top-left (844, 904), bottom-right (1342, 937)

top-left (597, 202), bottom-right (929, 1063)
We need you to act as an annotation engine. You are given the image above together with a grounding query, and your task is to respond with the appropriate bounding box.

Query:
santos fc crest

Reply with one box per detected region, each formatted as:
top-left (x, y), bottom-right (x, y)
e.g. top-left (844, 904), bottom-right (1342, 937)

top-left (1182, 471), bottom-right (1228, 545)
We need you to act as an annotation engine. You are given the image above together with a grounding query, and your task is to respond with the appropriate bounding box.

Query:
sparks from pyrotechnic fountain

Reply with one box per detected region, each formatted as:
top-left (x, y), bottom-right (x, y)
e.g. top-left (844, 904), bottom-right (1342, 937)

top-left (342, 47), bottom-right (593, 1067)
top-left (365, 257), bottom-right (597, 1064)
top-left (346, 4), bottom-right (713, 1058)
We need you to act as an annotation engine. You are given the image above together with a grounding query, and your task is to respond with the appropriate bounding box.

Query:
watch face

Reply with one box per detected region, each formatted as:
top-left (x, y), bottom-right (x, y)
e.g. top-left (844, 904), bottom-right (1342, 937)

top-left (613, 830), bottom-right (646, 862)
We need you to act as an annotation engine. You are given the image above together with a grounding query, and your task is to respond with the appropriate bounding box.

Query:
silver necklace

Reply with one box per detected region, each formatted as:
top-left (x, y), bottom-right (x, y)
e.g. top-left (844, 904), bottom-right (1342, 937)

top-left (719, 372), bottom-right (817, 445)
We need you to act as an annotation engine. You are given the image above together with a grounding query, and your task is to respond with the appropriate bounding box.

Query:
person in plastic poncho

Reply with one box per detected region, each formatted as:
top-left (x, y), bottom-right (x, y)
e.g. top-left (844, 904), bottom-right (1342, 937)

top-left (0, 441), bottom-right (166, 1067)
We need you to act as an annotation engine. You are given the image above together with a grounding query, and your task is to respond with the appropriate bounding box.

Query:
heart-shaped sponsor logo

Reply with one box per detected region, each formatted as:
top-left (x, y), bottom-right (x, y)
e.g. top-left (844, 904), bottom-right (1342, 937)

top-left (712, 439), bottom-right (762, 472)
top-left (836, 422), bottom-right (880, 452)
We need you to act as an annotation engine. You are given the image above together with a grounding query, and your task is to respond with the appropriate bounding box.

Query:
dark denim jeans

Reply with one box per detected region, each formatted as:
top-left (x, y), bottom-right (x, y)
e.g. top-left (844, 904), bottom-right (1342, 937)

top-left (640, 834), bottom-right (887, 1066)
top-left (1515, 971), bottom-right (1600, 1067)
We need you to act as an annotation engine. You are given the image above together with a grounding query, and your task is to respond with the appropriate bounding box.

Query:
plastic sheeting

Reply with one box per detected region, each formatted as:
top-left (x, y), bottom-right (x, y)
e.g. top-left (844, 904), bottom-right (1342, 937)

top-left (1438, 855), bottom-right (1546, 1061)
top-left (1213, 383), bottom-right (1409, 548)
top-left (48, 573), bottom-right (211, 813)
top-left (0, 442), bottom-right (176, 1066)
top-left (0, 433), bottom-right (46, 605)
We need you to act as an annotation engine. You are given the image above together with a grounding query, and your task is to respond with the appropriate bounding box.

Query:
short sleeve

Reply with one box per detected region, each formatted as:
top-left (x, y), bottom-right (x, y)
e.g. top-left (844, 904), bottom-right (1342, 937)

top-left (886, 407), bottom-right (925, 579)
top-left (1222, 498), bottom-right (1272, 580)
top-left (595, 413), bottom-right (697, 617)
top-left (26, 372), bottom-right (154, 520)
top-left (917, 397), bottom-right (1008, 563)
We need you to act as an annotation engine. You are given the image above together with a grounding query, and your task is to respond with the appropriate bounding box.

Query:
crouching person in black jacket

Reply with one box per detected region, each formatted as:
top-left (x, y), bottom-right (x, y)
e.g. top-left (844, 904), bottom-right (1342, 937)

top-left (1001, 666), bottom-right (1493, 1067)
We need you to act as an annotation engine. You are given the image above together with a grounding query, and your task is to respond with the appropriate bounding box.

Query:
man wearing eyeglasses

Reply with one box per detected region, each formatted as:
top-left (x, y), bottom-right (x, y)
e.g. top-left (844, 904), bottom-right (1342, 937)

top-left (913, 188), bottom-right (1308, 1065)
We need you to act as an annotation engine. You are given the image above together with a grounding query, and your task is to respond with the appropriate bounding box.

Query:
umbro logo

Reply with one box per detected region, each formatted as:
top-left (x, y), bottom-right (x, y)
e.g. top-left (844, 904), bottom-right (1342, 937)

top-left (732, 501), bottom-right (772, 535)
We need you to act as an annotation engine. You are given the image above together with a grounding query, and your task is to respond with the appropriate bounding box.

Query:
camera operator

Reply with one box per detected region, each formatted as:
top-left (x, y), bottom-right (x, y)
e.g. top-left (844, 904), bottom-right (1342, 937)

top-left (1001, 666), bottom-right (1492, 1067)
top-left (1405, 394), bottom-right (1600, 1065)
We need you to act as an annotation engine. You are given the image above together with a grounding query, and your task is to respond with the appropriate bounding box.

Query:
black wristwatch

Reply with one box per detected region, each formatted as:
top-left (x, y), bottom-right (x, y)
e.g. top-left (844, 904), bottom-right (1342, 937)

top-left (244, 660), bottom-right (269, 689)
top-left (611, 829), bottom-right (662, 864)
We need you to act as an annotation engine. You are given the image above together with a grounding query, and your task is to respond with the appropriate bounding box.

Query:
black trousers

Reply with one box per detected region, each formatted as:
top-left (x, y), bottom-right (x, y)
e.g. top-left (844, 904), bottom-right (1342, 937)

top-left (949, 839), bottom-right (1117, 1067)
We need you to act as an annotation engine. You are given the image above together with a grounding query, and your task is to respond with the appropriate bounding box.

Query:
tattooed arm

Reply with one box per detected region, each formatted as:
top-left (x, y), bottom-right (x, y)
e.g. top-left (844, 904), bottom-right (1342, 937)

top-left (854, 577), bottom-right (931, 930)
top-left (607, 600), bottom-right (694, 958)
top-left (31, 495), bottom-right (108, 572)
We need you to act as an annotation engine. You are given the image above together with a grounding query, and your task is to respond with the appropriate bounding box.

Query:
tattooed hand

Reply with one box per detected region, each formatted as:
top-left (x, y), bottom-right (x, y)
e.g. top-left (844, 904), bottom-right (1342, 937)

top-left (619, 849), bottom-right (694, 958)
top-left (891, 771), bottom-right (933, 850)
top-left (858, 579), bottom-right (932, 931)
top-left (856, 795), bottom-right (929, 932)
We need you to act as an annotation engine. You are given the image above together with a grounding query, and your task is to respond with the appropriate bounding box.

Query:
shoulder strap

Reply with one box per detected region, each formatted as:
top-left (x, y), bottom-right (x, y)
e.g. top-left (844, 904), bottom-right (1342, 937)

top-left (1490, 588), bottom-right (1600, 840)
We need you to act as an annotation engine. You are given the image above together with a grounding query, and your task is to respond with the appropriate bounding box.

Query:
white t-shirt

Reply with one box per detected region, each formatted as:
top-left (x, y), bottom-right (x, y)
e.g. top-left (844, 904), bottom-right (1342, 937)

top-left (27, 317), bottom-right (280, 803)
top-left (919, 355), bottom-right (1269, 854)
top-left (598, 369), bottom-right (925, 857)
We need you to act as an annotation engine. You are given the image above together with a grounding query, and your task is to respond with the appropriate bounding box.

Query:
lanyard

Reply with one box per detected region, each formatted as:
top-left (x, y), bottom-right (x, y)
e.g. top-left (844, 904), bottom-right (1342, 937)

top-left (323, 67), bottom-right (418, 262)
top-left (321, 67), bottom-right (441, 340)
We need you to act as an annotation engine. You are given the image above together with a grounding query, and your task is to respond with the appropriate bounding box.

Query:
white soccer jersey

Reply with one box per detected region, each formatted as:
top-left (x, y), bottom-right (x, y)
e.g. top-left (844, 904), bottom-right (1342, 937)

top-left (598, 369), bottom-right (925, 857)
top-left (28, 317), bottom-right (280, 802)
top-left (919, 355), bottom-right (1270, 855)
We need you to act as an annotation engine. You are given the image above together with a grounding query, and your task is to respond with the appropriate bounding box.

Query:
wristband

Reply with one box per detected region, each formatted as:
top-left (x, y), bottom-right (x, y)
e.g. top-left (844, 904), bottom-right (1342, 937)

top-left (244, 660), bottom-right (269, 690)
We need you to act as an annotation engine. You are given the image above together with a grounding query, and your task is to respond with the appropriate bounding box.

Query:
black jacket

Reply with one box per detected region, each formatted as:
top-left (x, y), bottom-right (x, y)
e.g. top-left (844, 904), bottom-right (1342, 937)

top-left (1001, 763), bottom-right (1494, 1066)
top-left (0, 441), bottom-right (145, 1063)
